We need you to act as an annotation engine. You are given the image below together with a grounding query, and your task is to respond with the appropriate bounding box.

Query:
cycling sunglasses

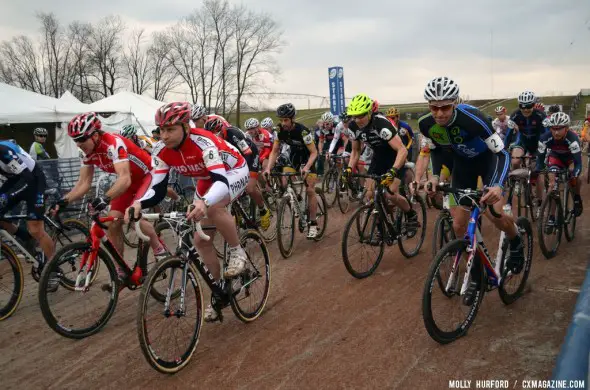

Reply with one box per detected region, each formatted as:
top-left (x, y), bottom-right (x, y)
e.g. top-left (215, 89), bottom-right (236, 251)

top-left (519, 103), bottom-right (534, 109)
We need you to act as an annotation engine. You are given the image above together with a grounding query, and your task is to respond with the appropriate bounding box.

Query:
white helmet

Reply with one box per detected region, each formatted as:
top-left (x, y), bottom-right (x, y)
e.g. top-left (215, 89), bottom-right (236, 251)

top-left (547, 112), bottom-right (570, 127)
top-left (260, 117), bottom-right (274, 129)
top-left (320, 111), bottom-right (334, 123)
top-left (495, 106), bottom-right (506, 114)
top-left (423, 76), bottom-right (460, 101)
top-left (517, 91), bottom-right (536, 105)
top-left (244, 118), bottom-right (259, 130)
top-left (191, 105), bottom-right (208, 120)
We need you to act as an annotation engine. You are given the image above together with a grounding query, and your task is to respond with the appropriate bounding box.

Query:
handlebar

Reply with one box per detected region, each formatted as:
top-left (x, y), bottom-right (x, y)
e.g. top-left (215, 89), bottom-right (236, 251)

top-left (132, 211), bottom-right (210, 242)
top-left (433, 183), bottom-right (502, 218)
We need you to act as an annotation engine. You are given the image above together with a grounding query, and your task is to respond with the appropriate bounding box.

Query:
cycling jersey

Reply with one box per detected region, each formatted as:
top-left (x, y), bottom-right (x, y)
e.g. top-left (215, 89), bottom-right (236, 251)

top-left (0, 142), bottom-right (46, 219)
top-left (388, 120), bottom-right (414, 150)
top-left (250, 128), bottom-right (274, 162)
top-left (418, 104), bottom-right (509, 188)
top-left (275, 122), bottom-right (315, 170)
top-left (537, 130), bottom-right (582, 177)
top-left (137, 128), bottom-right (247, 209)
top-left (491, 117), bottom-right (513, 141)
top-left (505, 109), bottom-right (547, 150)
top-left (216, 126), bottom-right (259, 174)
top-left (29, 141), bottom-right (50, 160)
top-left (319, 122), bottom-right (342, 153)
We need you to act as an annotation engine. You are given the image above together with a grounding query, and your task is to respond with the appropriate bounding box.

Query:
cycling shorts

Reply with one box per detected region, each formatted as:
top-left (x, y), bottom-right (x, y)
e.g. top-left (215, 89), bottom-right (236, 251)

top-left (451, 150), bottom-right (507, 190)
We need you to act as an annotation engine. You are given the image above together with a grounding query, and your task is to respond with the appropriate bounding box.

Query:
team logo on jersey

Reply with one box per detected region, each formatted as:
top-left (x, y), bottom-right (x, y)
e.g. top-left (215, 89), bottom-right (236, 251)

top-left (429, 125), bottom-right (450, 145)
top-left (379, 128), bottom-right (393, 141)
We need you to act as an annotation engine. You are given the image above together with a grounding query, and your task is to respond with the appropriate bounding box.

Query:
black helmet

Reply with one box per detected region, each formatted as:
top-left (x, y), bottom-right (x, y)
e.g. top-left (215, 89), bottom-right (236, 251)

top-left (339, 112), bottom-right (350, 122)
top-left (548, 104), bottom-right (560, 114)
top-left (277, 103), bottom-right (296, 119)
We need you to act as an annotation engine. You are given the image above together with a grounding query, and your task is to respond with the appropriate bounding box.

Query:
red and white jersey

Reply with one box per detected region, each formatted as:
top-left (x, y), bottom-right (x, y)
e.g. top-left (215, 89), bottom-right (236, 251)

top-left (250, 128), bottom-right (274, 161)
top-left (82, 132), bottom-right (151, 179)
top-left (151, 128), bottom-right (246, 180)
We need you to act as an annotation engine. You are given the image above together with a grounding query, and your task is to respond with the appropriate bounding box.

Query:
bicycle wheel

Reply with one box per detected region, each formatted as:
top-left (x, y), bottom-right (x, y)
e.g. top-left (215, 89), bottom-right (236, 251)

top-left (277, 197), bottom-right (295, 258)
top-left (322, 168), bottom-right (338, 207)
top-left (137, 256), bottom-right (203, 374)
top-left (337, 175), bottom-right (351, 214)
top-left (537, 193), bottom-right (562, 259)
top-left (0, 244), bottom-right (23, 321)
top-left (259, 192), bottom-right (278, 243)
top-left (499, 217), bottom-right (533, 305)
top-left (563, 186), bottom-right (576, 242)
top-left (38, 242), bottom-right (119, 339)
top-left (123, 224), bottom-right (140, 248)
top-left (524, 179), bottom-right (537, 222)
top-left (230, 230), bottom-right (271, 322)
top-left (50, 219), bottom-right (93, 290)
top-left (311, 188), bottom-right (328, 241)
top-left (398, 195), bottom-right (427, 258)
top-left (422, 239), bottom-right (486, 344)
top-left (341, 204), bottom-right (385, 279)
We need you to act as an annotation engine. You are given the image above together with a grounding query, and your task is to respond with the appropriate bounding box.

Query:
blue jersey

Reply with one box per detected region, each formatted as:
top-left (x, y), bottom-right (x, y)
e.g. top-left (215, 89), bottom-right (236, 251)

top-left (418, 104), bottom-right (509, 186)
top-left (506, 109), bottom-right (547, 147)
top-left (536, 130), bottom-right (583, 177)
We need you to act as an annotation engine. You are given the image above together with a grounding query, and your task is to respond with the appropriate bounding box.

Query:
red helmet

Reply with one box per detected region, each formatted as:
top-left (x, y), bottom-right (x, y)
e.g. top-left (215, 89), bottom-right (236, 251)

top-left (534, 102), bottom-right (545, 112)
top-left (68, 112), bottom-right (102, 140)
top-left (155, 102), bottom-right (192, 127)
top-left (371, 99), bottom-right (380, 113)
top-left (204, 116), bottom-right (227, 134)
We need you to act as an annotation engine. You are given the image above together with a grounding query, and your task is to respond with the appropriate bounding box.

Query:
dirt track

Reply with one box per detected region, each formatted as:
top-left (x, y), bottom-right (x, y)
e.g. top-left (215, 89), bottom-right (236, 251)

top-left (0, 195), bottom-right (588, 390)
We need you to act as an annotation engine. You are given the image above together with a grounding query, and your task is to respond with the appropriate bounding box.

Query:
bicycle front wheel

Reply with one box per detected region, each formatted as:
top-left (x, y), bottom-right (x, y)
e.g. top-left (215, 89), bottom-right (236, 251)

top-left (499, 217), bottom-right (533, 305)
top-left (563, 186), bottom-right (576, 242)
top-left (398, 195), bottom-right (427, 258)
top-left (537, 193), bottom-right (563, 259)
top-left (336, 175), bottom-right (351, 214)
top-left (137, 256), bottom-right (203, 374)
top-left (0, 244), bottom-right (23, 321)
top-left (277, 196), bottom-right (295, 258)
top-left (322, 168), bottom-right (338, 207)
top-left (311, 188), bottom-right (328, 241)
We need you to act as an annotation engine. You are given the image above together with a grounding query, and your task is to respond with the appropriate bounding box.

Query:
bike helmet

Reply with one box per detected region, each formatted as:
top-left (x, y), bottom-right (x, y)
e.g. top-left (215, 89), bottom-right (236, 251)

top-left (276, 103), bottom-right (296, 119)
top-left (68, 112), bottom-right (102, 140)
top-left (156, 102), bottom-right (192, 127)
top-left (260, 117), bottom-right (274, 129)
top-left (494, 106), bottom-right (506, 114)
top-left (371, 99), bottom-right (380, 113)
top-left (191, 104), bottom-right (208, 120)
top-left (320, 112), bottom-right (334, 123)
top-left (33, 127), bottom-right (48, 136)
top-left (517, 91), bottom-right (536, 105)
top-left (386, 107), bottom-right (400, 117)
top-left (423, 76), bottom-right (460, 101)
top-left (547, 104), bottom-right (561, 114)
top-left (204, 116), bottom-right (226, 134)
top-left (534, 102), bottom-right (545, 112)
top-left (339, 112), bottom-right (350, 122)
top-left (244, 118), bottom-right (259, 130)
top-left (547, 112), bottom-right (570, 127)
top-left (121, 124), bottom-right (137, 138)
top-left (347, 94), bottom-right (373, 116)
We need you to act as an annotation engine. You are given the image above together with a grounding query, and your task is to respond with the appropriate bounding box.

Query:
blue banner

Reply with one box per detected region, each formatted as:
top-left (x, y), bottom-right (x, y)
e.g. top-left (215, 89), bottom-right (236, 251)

top-left (328, 66), bottom-right (345, 116)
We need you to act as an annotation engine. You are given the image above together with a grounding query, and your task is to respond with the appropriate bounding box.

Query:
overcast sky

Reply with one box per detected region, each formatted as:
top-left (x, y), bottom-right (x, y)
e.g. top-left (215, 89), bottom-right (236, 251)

top-left (0, 0), bottom-right (589, 106)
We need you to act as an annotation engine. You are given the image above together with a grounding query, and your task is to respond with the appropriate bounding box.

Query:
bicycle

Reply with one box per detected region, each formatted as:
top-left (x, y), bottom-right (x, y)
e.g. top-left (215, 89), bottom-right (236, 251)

top-left (322, 154), bottom-right (344, 207)
top-left (37, 209), bottom-right (162, 339)
top-left (341, 173), bottom-right (427, 279)
top-left (0, 203), bottom-right (89, 321)
top-left (506, 154), bottom-right (539, 221)
top-left (537, 167), bottom-right (577, 259)
top-left (273, 172), bottom-right (328, 258)
top-left (422, 186), bottom-right (533, 344)
top-left (135, 211), bottom-right (271, 374)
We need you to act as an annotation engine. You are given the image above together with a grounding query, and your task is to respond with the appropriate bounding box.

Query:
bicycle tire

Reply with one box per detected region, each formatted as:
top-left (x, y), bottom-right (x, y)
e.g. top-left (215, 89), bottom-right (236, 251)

top-left (422, 239), bottom-right (486, 344)
top-left (499, 217), bottom-right (533, 305)
top-left (50, 219), bottom-right (94, 291)
top-left (38, 242), bottom-right (119, 339)
top-left (137, 255), bottom-right (203, 374)
top-left (276, 196), bottom-right (295, 258)
top-left (537, 193), bottom-right (562, 259)
top-left (563, 186), bottom-right (576, 242)
top-left (341, 204), bottom-right (385, 279)
top-left (398, 195), bottom-right (427, 258)
top-left (337, 174), bottom-right (351, 214)
top-left (258, 192), bottom-right (278, 243)
top-left (0, 244), bottom-right (23, 321)
top-left (432, 213), bottom-right (456, 298)
top-left (230, 230), bottom-right (271, 322)
top-left (311, 188), bottom-right (328, 241)
top-left (322, 169), bottom-right (338, 207)
top-left (524, 179), bottom-right (537, 222)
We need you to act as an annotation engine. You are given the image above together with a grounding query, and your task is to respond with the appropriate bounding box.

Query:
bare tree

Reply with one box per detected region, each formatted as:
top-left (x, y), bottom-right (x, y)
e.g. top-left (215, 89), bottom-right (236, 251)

top-left (67, 21), bottom-right (94, 102)
top-left (37, 12), bottom-right (73, 98)
top-left (166, 22), bottom-right (200, 103)
top-left (232, 6), bottom-right (284, 124)
top-left (123, 29), bottom-right (153, 95)
top-left (0, 36), bottom-right (47, 94)
top-left (149, 32), bottom-right (180, 101)
top-left (87, 15), bottom-right (125, 98)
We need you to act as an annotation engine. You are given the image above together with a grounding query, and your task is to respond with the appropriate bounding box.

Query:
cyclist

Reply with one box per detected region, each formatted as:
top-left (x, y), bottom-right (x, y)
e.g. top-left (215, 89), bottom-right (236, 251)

top-left (204, 117), bottom-right (271, 230)
top-left (263, 103), bottom-right (320, 239)
top-left (317, 112), bottom-right (342, 176)
top-left (191, 104), bottom-right (230, 128)
top-left (419, 76), bottom-right (524, 281)
top-left (121, 124), bottom-right (156, 154)
top-left (30, 128), bottom-right (51, 160)
top-left (371, 99), bottom-right (385, 116)
top-left (152, 127), bottom-right (161, 141)
top-left (244, 118), bottom-right (274, 186)
top-left (491, 106), bottom-right (517, 141)
top-left (505, 90), bottom-right (547, 205)
top-left (547, 104), bottom-right (561, 115)
top-left (128, 102), bottom-right (249, 322)
top-left (0, 141), bottom-right (55, 285)
top-left (60, 112), bottom-right (166, 261)
top-left (536, 112), bottom-right (583, 223)
top-left (343, 94), bottom-right (417, 227)
top-left (385, 106), bottom-right (415, 182)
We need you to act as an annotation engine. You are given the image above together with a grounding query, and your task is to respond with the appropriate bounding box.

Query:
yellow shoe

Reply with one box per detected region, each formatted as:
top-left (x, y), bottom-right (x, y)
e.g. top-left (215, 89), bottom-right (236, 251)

top-left (260, 209), bottom-right (271, 230)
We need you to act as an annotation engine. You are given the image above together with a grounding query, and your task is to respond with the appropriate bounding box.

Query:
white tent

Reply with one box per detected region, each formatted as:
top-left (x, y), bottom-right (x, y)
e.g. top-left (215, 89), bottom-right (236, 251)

top-left (55, 91), bottom-right (92, 159)
top-left (87, 91), bottom-right (166, 135)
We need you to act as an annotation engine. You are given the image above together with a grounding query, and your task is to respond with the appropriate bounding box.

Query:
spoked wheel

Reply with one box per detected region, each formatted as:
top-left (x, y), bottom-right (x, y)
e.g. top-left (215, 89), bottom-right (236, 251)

top-left (38, 242), bottom-right (118, 339)
top-left (277, 197), bottom-right (295, 258)
top-left (137, 256), bottom-right (203, 374)
top-left (398, 195), bottom-right (427, 258)
top-left (310, 188), bottom-right (328, 241)
top-left (50, 219), bottom-right (93, 290)
top-left (230, 230), bottom-right (271, 322)
top-left (322, 169), bottom-right (339, 207)
top-left (336, 175), bottom-right (351, 214)
top-left (563, 186), bottom-right (577, 242)
top-left (422, 239), bottom-right (486, 344)
top-left (0, 244), bottom-right (23, 321)
top-left (537, 193), bottom-right (563, 259)
top-left (341, 204), bottom-right (385, 279)
top-left (432, 213), bottom-right (456, 298)
top-left (498, 217), bottom-right (533, 305)
top-left (259, 192), bottom-right (278, 243)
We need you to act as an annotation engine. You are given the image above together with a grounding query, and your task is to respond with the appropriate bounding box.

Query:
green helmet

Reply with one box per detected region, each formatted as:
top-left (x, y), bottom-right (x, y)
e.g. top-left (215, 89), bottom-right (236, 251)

top-left (347, 94), bottom-right (373, 116)
top-left (121, 124), bottom-right (137, 139)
